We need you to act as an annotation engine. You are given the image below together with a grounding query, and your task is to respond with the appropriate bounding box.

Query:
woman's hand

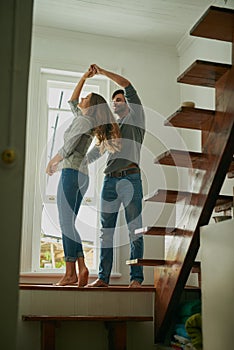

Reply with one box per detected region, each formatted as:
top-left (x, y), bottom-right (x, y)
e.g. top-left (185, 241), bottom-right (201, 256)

top-left (46, 153), bottom-right (63, 176)
top-left (91, 64), bottom-right (103, 75)
top-left (46, 160), bottom-right (58, 176)
top-left (83, 66), bottom-right (96, 79)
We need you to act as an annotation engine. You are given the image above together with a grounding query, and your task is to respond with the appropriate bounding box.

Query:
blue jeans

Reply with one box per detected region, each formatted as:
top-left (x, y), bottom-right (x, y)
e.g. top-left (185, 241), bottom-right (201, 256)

top-left (57, 168), bottom-right (89, 262)
top-left (98, 173), bottom-right (144, 284)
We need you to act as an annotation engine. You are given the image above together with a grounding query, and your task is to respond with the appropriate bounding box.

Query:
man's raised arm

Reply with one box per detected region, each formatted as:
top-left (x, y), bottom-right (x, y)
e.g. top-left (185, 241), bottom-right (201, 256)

top-left (91, 64), bottom-right (130, 88)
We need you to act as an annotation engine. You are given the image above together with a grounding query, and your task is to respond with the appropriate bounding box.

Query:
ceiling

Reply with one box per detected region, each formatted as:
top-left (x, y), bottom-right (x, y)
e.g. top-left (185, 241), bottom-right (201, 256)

top-left (33, 0), bottom-right (232, 46)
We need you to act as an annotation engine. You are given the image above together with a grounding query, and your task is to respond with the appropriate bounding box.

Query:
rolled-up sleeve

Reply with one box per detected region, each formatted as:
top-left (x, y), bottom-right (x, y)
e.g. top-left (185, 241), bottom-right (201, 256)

top-left (68, 99), bottom-right (81, 117)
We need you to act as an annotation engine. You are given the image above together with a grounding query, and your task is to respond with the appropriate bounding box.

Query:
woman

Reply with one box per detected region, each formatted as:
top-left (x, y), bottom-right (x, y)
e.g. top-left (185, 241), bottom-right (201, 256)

top-left (46, 66), bottom-right (120, 286)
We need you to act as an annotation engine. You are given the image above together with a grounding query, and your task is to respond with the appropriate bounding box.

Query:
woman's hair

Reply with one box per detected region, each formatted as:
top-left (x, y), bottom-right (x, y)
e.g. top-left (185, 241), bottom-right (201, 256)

top-left (88, 93), bottom-right (121, 154)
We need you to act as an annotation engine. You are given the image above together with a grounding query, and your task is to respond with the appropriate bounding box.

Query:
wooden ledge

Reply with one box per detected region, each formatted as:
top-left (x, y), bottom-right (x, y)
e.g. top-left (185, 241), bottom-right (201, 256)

top-left (19, 283), bottom-right (155, 292)
top-left (22, 315), bottom-right (153, 322)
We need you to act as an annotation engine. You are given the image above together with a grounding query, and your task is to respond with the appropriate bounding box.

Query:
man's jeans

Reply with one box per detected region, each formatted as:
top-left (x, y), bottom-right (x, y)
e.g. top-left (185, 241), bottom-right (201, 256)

top-left (57, 168), bottom-right (89, 262)
top-left (99, 173), bottom-right (144, 284)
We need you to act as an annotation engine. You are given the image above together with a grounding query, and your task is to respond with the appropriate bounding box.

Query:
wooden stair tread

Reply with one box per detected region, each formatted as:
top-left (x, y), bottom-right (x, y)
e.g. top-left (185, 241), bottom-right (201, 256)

top-left (154, 149), bottom-right (234, 172)
top-left (135, 226), bottom-right (187, 236)
top-left (215, 196), bottom-right (233, 212)
top-left (126, 259), bottom-right (201, 270)
top-left (165, 106), bottom-right (215, 130)
top-left (154, 149), bottom-right (214, 169)
top-left (191, 261), bottom-right (201, 273)
top-left (144, 189), bottom-right (232, 208)
top-left (190, 6), bottom-right (234, 43)
top-left (177, 60), bottom-right (231, 88)
top-left (227, 159), bottom-right (234, 178)
top-left (126, 259), bottom-right (167, 266)
top-left (184, 285), bottom-right (201, 292)
top-left (227, 170), bottom-right (234, 178)
top-left (144, 189), bottom-right (191, 203)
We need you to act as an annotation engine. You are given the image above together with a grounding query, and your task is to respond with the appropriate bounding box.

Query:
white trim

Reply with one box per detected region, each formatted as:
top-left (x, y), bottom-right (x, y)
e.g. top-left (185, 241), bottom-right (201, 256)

top-left (41, 67), bottom-right (108, 80)
top-left (176, 31), bottom-right (196, 58)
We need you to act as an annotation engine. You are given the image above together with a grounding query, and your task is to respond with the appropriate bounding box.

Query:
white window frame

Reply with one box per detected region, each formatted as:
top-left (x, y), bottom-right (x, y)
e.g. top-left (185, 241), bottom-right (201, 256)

top-left (20, 66), bottom-right (120, 279)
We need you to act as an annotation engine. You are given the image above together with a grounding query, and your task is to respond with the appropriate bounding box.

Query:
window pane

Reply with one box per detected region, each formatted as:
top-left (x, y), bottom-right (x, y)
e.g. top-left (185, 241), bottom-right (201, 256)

top-left (41, 203), bottom-right (97, 270)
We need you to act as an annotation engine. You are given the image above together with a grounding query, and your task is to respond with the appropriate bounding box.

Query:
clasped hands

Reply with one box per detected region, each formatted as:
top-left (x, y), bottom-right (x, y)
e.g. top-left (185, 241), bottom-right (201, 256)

top-left (83, 64), bottom-right (103, 79)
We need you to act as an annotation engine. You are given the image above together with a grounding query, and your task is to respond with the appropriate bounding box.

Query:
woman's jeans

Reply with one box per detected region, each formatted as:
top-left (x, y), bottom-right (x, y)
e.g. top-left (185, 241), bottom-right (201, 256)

top-left (57, 168), bottom-right (89, 262)
top-left (98, 173), bottom-right (144, 284)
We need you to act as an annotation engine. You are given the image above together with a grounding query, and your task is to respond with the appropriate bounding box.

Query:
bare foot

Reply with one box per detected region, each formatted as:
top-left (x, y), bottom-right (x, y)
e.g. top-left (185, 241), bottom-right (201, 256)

top-left (128, 280), bottom-right (142, 288)
top-left (85, 278), bottom-right (108, 287)
top-left (54, 275), bottom-right (78, 286)
top-left (78, 267), bottom-right (89, 287)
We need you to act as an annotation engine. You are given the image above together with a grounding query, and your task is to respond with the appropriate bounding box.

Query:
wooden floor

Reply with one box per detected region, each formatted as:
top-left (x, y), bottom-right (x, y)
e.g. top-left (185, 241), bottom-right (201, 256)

top-left (19, 283), bottom-right (156, 292)
top-left (19, 283), bottom-right (199, 293)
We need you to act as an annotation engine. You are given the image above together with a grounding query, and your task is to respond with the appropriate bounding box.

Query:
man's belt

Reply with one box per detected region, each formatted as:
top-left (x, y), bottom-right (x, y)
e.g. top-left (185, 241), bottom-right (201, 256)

top-left (106, 167), bottom-right (140, 178)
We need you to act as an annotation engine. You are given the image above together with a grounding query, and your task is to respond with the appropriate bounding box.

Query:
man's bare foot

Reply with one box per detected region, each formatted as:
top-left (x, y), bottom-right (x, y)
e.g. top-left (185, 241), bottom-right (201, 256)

top-left (54, 275), bottom-right (78, 286)
top-left (78, 267), bottom-right (89, 287)
top-left (128, 280), bottom-right (142, 288)
top-left (85, 278), bottom-right (108, 287)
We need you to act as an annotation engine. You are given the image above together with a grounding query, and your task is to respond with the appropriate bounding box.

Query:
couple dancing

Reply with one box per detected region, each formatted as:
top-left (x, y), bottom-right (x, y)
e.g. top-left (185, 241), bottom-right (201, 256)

top-left (46, 64), bottom-right (145, 288)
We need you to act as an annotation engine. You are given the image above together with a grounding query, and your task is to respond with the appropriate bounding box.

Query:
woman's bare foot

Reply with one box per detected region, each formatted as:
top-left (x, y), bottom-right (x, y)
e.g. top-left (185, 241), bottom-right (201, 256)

top-left (54, 274), bottom-right (78, 286)
top-left (78, 267), bottom-right (89, 287)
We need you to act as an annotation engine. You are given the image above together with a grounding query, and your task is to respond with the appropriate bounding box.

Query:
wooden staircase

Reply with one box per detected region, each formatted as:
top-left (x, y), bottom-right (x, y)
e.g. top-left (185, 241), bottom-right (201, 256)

top-left (127, 5), bottom-right (234, 344)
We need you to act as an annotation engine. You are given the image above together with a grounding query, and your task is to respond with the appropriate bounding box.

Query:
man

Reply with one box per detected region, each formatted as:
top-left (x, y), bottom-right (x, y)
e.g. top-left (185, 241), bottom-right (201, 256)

top-left (87, 64), bottom-right (145, 288)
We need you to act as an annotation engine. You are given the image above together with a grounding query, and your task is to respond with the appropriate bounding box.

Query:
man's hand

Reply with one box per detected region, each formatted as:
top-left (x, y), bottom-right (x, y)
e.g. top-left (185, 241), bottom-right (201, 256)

top-left (90, 64), bottom-right (103, 75)
top-left (90, 64), bottom-right (130, 88)
top-left (83, 66), bottom-right (96, 79)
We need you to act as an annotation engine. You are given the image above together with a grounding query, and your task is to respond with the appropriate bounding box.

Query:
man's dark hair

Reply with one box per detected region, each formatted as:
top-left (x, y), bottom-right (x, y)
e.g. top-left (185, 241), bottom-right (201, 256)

top-left (112, 89), bottom-right (125, 100)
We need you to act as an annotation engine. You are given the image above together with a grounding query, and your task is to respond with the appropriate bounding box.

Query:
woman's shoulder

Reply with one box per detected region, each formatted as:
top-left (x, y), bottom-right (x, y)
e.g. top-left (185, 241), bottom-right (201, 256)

top-left (71, 114), bottom-right (94, 133)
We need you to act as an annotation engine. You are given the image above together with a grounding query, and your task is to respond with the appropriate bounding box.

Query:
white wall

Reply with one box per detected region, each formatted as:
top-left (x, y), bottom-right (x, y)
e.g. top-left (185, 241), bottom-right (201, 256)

top-left (201, 218), bottom-right (234, 350)
top-left (22, 24), bottom-right (184, 284)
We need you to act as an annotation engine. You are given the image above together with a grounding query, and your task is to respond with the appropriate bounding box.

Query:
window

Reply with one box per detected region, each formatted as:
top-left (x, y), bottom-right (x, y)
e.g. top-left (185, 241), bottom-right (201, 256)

top-left (21, 67), bottom-right (120, 277)
top-left (40, 80), bottom-right (99, 271)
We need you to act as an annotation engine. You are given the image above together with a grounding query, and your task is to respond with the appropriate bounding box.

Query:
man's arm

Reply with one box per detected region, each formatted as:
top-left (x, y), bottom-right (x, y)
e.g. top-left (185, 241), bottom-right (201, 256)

top-left (91, 64), bottom-right (130, 88)
top-left (87, 144), bottom-right (104, 164)
top-left (91, 64), bottom-right (144, 125)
